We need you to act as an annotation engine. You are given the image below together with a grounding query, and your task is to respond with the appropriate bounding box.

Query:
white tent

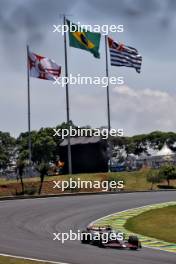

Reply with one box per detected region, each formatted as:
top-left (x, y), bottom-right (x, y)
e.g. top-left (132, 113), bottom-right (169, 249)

top-left (156, 143), bottom-right (174, 156)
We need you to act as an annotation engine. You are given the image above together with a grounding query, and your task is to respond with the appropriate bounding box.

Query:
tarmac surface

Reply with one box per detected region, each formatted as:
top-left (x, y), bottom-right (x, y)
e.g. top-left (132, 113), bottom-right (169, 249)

top-left (0, 191), bottom-right (175, 264)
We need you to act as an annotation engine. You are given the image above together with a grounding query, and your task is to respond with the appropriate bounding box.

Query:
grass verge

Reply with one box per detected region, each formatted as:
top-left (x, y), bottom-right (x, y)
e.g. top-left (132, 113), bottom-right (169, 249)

top-left (0, 256), bottom-right (53, 264)
top-left (0, 168), bottom-right (176, 196)
top-left (124, 205), bottom-right (176, 243)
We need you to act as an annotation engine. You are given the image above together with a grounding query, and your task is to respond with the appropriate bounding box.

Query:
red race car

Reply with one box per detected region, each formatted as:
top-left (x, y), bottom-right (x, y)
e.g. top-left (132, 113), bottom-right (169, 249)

top-left (81, 225), bottom-right (142, 250)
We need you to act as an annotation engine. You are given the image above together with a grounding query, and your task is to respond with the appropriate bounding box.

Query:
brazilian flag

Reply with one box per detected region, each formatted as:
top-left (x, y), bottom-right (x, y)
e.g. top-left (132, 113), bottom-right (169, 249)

top-left (67, 20), bottom-right (101, 58)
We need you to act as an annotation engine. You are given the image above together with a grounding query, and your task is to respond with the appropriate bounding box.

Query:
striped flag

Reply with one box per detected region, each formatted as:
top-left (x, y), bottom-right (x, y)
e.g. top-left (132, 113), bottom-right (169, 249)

top-left (108, 37), bottom-right (142, 73)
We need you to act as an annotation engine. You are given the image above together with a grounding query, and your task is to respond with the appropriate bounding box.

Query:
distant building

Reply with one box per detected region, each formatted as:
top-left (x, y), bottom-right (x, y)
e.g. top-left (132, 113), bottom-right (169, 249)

top-left (59, 136), bottom-right (108, 174)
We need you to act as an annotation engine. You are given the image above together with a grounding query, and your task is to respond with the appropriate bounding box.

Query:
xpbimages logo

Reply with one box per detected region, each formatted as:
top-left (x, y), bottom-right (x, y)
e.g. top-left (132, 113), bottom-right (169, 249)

top-left (53, 126), bottom-right (124, 139)
top-left (53, 74), bottom-right (124, 88)
top-left (53, 230), bottom-right (124, 244)
top-left (53, 21), bottom-right (124, 35)
top-left (53, 178), bottom-right (124, 192)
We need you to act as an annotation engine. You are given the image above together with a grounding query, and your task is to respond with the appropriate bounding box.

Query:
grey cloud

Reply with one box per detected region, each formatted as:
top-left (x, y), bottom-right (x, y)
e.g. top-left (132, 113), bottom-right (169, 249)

top-left (0, 0), bottom-right (175, 63)
top-left (0, 0), bottom-right (78, 49)
top-left (85, 0), bottom-right (176, 25)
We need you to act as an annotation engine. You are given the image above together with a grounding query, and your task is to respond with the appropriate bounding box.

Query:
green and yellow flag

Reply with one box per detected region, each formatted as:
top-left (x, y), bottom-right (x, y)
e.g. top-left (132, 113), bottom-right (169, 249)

top-left (67, 20), bottom-right (101, 58)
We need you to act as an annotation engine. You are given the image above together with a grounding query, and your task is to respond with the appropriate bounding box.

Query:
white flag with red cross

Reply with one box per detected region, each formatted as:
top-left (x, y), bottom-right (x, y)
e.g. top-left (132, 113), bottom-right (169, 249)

top-left (28, 50), bottom-right (61, 80)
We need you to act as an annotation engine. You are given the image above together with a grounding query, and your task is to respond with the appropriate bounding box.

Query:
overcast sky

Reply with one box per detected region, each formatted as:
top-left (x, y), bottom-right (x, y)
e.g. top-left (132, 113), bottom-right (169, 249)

top-left (0, 0), bottom-right (176, 138)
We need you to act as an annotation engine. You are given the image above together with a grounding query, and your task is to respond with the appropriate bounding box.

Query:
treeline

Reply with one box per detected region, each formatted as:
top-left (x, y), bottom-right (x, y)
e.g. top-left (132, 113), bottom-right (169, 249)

top-left (111, 131), bottom-right (176, 155)
top-left (1, 127), bottom-right (176, 170)
top-left (0, 122), bottom-right (74, 169)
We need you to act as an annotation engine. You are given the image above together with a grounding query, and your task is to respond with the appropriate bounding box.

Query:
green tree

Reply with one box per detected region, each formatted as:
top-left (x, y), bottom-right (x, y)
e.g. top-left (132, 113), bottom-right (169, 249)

top-left (16, 160), bottom-right (26, 194)
top-left (159, 165), bottom-right (176, 186)
top-left (36, 162), bottom-right (49, 195)
top-left (32, 133), bottom-right (56, 163)
top-left (17, 128), bottom-right (57, 163)
top-left (0, 132), bottom-right (15, 169)
top-left (17, 131), bottom-right (37, 161)
top-left (147, 169), bottom-right (162, 190)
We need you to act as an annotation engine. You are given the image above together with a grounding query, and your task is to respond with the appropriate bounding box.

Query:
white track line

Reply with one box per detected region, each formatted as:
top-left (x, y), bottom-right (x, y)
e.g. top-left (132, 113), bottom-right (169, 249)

top-left (0, 253), bottom-right (70, 264)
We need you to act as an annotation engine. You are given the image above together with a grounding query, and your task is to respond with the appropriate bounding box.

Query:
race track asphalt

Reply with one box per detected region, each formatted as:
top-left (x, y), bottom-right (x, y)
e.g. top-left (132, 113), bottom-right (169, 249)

top-left (0, 191), bottom-right (175, 264)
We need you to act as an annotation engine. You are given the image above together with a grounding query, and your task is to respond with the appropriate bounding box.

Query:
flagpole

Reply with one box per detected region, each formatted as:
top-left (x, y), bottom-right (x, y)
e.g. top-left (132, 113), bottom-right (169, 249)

top-left (105, 35), bottom-right (111, 132)
top-left (105, 35), bottom-right (112, 171)
top-left (27, 45), bottom-right (32, 167)
top-left (63, 15), bottom-right (72, 174)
